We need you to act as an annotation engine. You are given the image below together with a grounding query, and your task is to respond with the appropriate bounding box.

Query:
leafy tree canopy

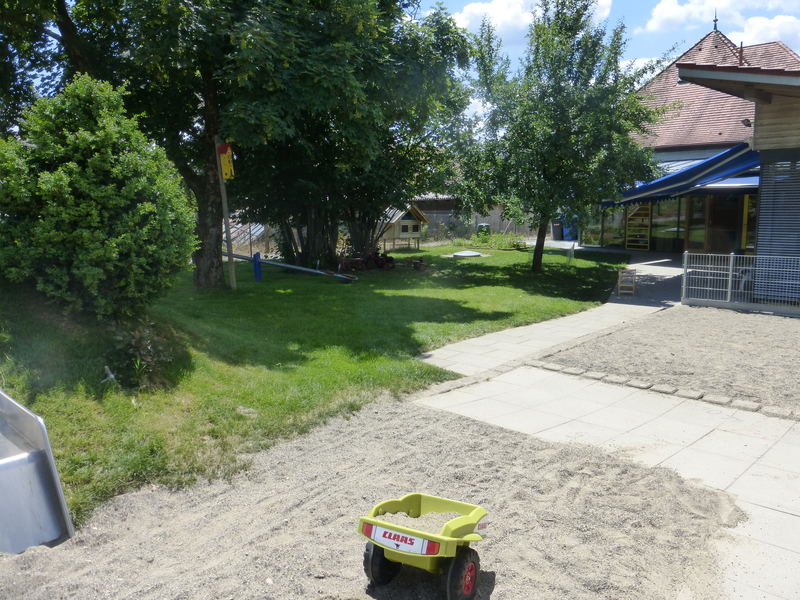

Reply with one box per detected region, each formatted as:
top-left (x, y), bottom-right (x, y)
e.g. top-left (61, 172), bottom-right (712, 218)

top-left (1, 1), bottom-right (472, 279)
top-left (228, 5), bottom-right (471, 265)
top-left (457, 0), bottom-right (666, 272)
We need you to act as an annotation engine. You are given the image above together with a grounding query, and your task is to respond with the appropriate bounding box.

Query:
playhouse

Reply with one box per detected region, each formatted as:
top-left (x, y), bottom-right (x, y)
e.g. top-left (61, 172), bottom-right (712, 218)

top-left (380, 205), bottom-right (431, 250)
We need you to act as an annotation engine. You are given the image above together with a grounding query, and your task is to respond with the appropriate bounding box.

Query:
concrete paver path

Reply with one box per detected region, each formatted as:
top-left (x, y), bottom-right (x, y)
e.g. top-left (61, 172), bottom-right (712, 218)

top-left (416, 255), bottom-right (800, 600)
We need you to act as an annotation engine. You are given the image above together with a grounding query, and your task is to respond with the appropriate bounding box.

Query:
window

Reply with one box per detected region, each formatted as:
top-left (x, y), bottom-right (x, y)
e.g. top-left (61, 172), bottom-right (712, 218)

top-left (401, 225), bottom-right (409, 233)
top-left (412, 224), bottom-right (419, 233)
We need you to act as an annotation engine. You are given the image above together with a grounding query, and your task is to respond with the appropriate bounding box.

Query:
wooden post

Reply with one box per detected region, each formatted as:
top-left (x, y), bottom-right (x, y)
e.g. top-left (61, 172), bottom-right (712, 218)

top-left (215, 142), bottom-right (236, 290)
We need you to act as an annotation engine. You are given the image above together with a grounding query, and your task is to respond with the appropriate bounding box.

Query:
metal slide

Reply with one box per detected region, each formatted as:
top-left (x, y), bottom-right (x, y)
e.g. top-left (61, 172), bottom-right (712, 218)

top-left (0, 387), bottom-right (74, 554)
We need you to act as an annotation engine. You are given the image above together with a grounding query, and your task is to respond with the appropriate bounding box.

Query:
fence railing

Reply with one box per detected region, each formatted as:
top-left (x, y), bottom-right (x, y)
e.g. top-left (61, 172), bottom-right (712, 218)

top-left (682, 252), bottom-right (800, 316)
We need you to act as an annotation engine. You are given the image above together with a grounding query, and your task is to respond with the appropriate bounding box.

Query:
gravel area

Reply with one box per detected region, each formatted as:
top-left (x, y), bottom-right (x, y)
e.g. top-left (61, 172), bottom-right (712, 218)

top-left (0, 400), bottom-right (742, 600)
top-left (544, 305), bottom-right (800, 412)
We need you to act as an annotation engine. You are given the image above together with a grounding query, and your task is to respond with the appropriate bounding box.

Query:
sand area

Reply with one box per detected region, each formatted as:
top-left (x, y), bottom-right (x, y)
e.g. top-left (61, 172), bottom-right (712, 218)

top-left (1, 397), bottom-right (743, 599)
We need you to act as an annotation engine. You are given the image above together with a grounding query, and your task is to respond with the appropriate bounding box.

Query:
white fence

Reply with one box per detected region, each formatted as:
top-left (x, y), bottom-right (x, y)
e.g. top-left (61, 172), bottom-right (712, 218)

top-left (682, 252), bottom-right (800, 316)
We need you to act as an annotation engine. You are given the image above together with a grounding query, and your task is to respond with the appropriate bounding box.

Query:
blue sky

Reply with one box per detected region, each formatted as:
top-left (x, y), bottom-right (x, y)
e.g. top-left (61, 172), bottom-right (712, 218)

top-left (418, 0), bottom-right (800, 67)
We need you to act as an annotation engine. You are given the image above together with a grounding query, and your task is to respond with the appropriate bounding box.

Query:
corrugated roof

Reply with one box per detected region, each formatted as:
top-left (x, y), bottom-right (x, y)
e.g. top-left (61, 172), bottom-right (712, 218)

top-left (383, 205), bottom-right (431, 225)
top-left (639, 30), bottom-right (800, 151)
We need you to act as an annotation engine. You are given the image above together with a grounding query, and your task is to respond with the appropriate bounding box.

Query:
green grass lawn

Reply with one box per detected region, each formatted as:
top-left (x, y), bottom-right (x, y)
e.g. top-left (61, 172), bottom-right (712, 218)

top-left (0, 245), bottom-right (626, 525)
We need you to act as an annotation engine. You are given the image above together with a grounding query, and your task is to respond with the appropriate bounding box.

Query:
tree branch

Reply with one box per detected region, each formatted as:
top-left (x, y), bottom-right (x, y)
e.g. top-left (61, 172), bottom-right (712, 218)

top-left (54, 0), bottom-right (96, 76)
top-left (42, 27), bottom-right (63, 43)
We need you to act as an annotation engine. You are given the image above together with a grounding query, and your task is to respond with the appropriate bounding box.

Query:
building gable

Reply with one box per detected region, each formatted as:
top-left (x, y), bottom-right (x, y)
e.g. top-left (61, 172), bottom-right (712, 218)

top-left (639, 30), bottom-right (800, 153)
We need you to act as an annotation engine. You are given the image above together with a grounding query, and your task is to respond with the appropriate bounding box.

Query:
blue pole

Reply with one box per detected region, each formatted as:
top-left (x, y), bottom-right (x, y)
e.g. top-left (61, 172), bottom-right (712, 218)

top-left (253, 252), bottom-right (262, 282)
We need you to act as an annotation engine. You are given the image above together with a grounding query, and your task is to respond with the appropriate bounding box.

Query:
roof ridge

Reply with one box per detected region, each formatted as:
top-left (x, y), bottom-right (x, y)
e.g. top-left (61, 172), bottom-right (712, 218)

top-left (667, 30), bottom-right (743, 68)
top-left (771, 40), bottom-right (800, 64)
top-left (711, 30), bottom-right (742, 63)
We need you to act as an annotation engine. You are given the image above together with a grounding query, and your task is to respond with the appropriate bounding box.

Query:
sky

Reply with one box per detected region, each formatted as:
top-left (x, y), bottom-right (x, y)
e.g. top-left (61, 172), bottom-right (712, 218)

top-left (417, 0), bottom-right (800, 68)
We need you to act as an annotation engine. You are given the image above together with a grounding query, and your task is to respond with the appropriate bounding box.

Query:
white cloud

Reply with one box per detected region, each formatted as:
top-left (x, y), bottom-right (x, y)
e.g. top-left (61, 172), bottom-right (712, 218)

top-left (727, 15), bottom-right (800, 49)
top-left (634, 0), bottom-right (800, 37)
top-left (455, 0), bottom-right (612, 30)
top-left (762, 0), bottom-right (800, 10)
top-left (595, 0), bottom-right (613, 21)
top-left (633, 0), bottom-right (800, 54)
top-left (454, 0), bottom-right (534, 32)
top-left (634, 0), bottom-right (737, 35)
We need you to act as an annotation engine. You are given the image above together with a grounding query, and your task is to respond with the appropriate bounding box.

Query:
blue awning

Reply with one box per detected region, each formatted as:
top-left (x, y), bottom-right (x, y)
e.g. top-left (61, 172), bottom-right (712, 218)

top-left (603, 142), bottom-right (760, 208)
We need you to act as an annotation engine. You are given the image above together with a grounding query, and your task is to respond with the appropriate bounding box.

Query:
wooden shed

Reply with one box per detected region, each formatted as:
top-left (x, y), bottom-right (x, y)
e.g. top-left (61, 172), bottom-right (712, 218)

top-left (381, 205), bottom-right (431, 250)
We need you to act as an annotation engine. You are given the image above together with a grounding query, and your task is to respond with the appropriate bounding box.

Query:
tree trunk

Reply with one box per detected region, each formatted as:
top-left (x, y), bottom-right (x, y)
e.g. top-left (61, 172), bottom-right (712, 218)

top-left (192, 68), bottom-right (225, 290)
top-left (530, 217), bottom-right (549, 274)
top-left (54, 0), bottom-right (96, 77)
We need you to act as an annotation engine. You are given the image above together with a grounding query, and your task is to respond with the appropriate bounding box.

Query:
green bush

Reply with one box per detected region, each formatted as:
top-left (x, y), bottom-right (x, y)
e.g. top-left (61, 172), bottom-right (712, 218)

top-left (0, 75), bottom-right (197, 319)
top-left (451, 233), bottom-right (527, 249)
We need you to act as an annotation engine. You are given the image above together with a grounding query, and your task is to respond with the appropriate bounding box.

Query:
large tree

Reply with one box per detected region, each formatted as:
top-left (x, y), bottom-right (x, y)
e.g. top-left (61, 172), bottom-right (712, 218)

top-left (228, 5), bottom-right (471, 265)
top-left (117, 0), bottom-right (402, 287)
top-left (458, 0), bottom-right (665, 272)
top-left (1, 1), bottom-right (421, 287)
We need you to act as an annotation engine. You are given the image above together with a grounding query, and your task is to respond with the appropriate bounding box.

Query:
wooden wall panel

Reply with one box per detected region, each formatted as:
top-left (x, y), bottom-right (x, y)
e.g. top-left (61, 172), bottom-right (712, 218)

top-left (755, 97), bottom-right (800, 151)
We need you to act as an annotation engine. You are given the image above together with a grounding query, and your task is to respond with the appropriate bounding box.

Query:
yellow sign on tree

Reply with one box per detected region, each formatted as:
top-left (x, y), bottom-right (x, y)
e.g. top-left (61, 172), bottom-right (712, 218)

top-left (218, 143), bottom-right (234, 180)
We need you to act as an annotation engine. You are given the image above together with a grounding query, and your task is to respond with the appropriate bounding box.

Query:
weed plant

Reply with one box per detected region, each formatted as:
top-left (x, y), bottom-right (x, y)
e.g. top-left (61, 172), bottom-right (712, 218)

top-left (0, 247), bottom-right (626, 525)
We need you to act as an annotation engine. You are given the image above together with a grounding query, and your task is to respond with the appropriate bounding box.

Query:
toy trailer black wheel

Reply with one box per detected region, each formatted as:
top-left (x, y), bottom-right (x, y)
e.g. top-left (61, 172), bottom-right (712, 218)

top-left (442, 547), bottom-right (479, 600)
top-left (363, 542), bottom-right (401, 585)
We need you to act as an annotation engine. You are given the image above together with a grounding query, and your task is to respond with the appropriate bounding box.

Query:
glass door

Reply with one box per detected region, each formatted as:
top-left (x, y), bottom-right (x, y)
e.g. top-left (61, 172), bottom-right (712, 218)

top-left (685, 196), bottom-right (708, 252)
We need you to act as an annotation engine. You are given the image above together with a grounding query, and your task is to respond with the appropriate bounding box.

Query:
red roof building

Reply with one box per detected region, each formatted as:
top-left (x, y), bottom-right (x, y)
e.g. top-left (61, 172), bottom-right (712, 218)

top-left (583, 27), bottom-right (800, 257)
top-left (640, 30), bottom-right (800, 160)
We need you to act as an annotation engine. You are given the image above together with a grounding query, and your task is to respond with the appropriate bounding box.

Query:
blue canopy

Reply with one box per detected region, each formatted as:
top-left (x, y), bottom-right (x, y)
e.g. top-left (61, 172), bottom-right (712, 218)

top-left (603, 143), bottom-right (760, 208)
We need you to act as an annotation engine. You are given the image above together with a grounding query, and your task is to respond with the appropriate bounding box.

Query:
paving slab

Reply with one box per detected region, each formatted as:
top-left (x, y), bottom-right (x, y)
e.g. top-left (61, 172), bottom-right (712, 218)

top-left (535, 397), bottom-right (609, 420)
top-left (612, 391), bottom-right (685, 416)
top-left (485, 407), bottom-right (571, 434)
top-left (443, 362), bottom-right (488, 376)
top-left (659, 447), bottom-right (755, 490)
top-left (493, 366), bottom-right (556, 386)
top-left (570, 381), bottom-right (639, 404)
top-left (599, 432), bottom-right (685, 468)
top-left (715, 534), bottom-right (800, 600)
top-left (727, 464), bottom-right (800, 515)
top-left (414, 260), bottom-right (800, 599)
top-left (578, 405), bottom-right (659, 431)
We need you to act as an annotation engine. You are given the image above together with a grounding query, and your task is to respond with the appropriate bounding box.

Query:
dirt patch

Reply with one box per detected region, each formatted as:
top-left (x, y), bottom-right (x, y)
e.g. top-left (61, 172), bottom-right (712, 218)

top-left (0, 400), bottom-right (742, 600)
top-left (545, 305), bottom-right (800, 411)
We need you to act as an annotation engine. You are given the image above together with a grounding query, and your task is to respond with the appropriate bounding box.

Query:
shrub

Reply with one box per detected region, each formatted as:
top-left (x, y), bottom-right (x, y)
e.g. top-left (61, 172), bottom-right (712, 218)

top-left (451, 233), bottom-right (527, 249)
top-left (107, 318), bottom-right (174, 389)
top-left (0, 75), bottom-right (197, 319)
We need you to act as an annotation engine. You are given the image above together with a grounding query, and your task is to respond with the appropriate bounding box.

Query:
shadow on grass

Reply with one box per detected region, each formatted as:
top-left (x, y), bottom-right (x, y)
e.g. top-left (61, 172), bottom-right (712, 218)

top-left (0, 280), bottom-right (194, 404)
top-left (385, 248), bottom-right (625, 302)
top-left (0, 247), bottom-right (624, 400)
top-left (151, 248), bottom-right (624, 375)
top-left (154, 266), bottom-right (513, 372)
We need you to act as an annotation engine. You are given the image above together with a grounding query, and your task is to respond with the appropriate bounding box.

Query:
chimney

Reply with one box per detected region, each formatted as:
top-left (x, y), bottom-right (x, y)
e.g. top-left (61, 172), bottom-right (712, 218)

top-left (739, 42), bottom-right (744, 66)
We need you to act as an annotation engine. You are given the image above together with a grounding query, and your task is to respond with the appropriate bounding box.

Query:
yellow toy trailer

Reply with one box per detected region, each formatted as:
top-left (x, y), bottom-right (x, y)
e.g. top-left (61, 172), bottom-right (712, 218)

top-left (357, 493), bottom-right (488, 600)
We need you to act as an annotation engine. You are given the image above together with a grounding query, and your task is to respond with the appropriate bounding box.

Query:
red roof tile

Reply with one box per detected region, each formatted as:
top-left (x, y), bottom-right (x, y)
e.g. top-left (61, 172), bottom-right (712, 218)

top-left (638, 31), bottom-right (800, 151)
top-left (742, 41), bottom-right (800, 69)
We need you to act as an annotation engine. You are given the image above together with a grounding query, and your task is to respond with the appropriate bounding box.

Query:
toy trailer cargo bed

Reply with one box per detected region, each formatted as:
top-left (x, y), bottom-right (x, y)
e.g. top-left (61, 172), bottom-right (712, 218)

top-left (358, 493), bottom-right (487, 573)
